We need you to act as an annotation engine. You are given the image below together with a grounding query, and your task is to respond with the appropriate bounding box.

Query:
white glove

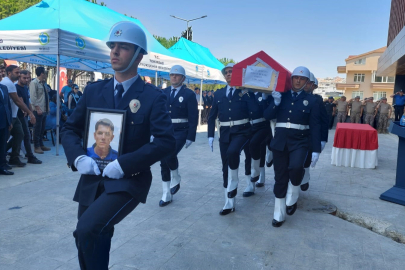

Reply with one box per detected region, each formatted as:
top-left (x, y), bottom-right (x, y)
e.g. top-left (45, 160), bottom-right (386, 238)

top-left (75, 155), bottom-right (101, 175)
top-left (185, 140), bottom-right (193, 149)
top-left (208, 137), bottom-right (214, 152)
top-left (150, 135), bottom-right (154, 143)
top-left (321, 141), bottom-right (326, 152)
top-left (272, 91), bottom-right (282, 106)
top-left (262, 93), bottom-right (268, 100)
top-left (102, 159), bottom-right (124, 179)
top-left (311, 152), bottom-right (320, 168)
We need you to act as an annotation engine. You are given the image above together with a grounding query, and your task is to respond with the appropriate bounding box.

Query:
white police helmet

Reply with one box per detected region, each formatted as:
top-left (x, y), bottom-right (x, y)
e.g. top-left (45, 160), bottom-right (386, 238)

top-left (309, 72), bottom-right (315, 83)
top-left (291, 66), bottom-right (310, 79)
top-left (106, 21), bottom-right (148, 73)
top-left (170, 65), bottom-right (186, 77)
top-left (221, 63), bottom-right (234, 75)
top-left (314, 78), bottom-right (318, 87)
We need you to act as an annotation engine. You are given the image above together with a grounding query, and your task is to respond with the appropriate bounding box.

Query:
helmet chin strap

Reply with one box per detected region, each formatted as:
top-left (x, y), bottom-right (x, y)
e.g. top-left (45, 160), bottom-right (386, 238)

top-left (292, 79), bottom-right (308, 92)
top-left (171, 76), bottom-right (185, 88)
top-left (117, 47), bottom-right (142, 73)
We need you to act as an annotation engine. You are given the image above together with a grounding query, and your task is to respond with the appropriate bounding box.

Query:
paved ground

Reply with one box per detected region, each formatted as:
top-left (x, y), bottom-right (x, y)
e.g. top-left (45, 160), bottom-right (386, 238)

top-left (1, 126), bottom-right (405, 270)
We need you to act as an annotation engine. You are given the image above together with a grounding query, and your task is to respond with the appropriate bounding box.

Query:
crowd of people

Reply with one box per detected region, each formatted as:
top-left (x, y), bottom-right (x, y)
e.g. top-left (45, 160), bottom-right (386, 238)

top-left (324, 94), bottom-right (399, 133)
top-left (0, 64), bottom-right (84, 175)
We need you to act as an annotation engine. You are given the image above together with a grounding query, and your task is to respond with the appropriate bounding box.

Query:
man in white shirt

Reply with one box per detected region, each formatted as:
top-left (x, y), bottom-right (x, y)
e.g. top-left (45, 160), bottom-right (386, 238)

top-left (0, 65), bottom-right (35, 167)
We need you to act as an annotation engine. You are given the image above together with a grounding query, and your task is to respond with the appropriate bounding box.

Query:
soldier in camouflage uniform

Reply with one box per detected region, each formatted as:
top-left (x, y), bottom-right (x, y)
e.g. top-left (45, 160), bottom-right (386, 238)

top-left (348, 96), bottom-right (363, 123)
top-left (363, 97), bottom-right (377, 126)
top-left (334, 96), bottom-right (349, 123)
top-left (377, 97), bottom-right (392, 133)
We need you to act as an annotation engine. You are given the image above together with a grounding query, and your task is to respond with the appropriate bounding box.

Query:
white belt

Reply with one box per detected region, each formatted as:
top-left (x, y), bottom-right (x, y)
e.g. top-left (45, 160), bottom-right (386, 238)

top-left (276, 122), bottom-right (309, 130)
top-left (172, 118), bottom-right (188, 123)
top-left (250, 118), bottom-right (266, 125)
top-left (220, 118), bottom-right (249, 127)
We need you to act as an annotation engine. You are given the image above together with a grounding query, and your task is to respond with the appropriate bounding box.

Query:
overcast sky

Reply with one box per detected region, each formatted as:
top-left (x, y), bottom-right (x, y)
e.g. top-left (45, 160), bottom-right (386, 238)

top-left (101, 0), bottom-right (391, 79)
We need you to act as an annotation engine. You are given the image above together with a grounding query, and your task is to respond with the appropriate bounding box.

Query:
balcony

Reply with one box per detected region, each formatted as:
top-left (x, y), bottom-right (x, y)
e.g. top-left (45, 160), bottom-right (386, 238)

top-left (337, 66), bottom-right (346, 73)
top-left (370, 83), bottom-right (394, 90)
top-left (336, 83), bottom-right (360, 90)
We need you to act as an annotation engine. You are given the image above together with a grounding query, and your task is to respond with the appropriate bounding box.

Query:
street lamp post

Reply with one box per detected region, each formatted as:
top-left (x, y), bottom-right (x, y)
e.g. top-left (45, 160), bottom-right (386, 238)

top-left (170, 15), bottom-right (207, 41)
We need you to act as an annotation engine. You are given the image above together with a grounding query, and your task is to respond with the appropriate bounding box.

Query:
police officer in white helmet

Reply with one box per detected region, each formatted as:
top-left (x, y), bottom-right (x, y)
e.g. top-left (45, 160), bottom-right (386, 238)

top-left (61, 21), bottom-right (176, 269)
top-left (264, 66), bottom-right (321, 227)
top-left (159, 65), bottom-right (198, 207)
top-left (301, 73), bottom-right (328, 192)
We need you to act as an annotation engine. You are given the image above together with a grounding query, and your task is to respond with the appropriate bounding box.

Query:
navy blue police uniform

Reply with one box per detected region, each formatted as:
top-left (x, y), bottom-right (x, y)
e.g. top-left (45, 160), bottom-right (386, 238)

top-left (324, 100), bottom-right (336, 129)
top-left (160, 85), bottom-right (198, 183)
top-left (243, 92), bottom-right (271, 181)
top-left (61, 77), bottom-right (175, 269)
top-left (0, 85), bottom-right (13, 172)
top-left (264, 90), bottom-right (321, 198)
top-left (208, 86), bottom-right (258, 194)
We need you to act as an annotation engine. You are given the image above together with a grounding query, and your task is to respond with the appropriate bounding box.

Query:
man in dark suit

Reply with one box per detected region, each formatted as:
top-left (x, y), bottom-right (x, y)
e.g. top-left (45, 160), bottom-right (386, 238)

top-left (159, 65), bottom-right (198, 207)
top-left (61, 21), bottom-right (176, 270)
top-left (208, 63), bottom-right (259, 215)
top-left (264, 66), bottom-right (321, 227)
top-left (0, 84), bottom-right (13, 175)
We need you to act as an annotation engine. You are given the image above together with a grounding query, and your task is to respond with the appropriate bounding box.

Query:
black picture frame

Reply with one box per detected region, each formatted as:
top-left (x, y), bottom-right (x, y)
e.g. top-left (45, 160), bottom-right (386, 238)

top-left (83, 108), bottom-right (126, 171)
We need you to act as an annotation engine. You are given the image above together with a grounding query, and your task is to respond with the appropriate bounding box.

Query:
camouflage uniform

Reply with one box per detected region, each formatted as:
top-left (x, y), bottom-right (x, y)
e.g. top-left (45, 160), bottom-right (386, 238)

top-left (378, 114), bottom-right (389, 133)
top-left (364, 102), bottom-right (377, 126)
top-left (336, 100), bottom-right (348, 123)
top-left (337, 111), bottom-right (347, 123)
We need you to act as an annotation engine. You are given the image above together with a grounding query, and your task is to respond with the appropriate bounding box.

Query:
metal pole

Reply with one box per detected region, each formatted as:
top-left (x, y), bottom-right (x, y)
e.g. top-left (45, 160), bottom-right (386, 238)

top-left (186, 21), bottom-right (189, 40)
top-left (198, 66), bottom-right (204, 130)
top-left (155, 70), bottom-right (158, 86)
top-left (56, 54), bottom-right (60, 156)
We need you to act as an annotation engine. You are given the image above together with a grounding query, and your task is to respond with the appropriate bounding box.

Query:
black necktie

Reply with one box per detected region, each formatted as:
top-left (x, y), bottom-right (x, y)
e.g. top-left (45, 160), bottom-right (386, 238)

top-left (170, 89), bottom-right (176, 103)
top-left (114, 84), bottom-right (124, 108)
top-left (293, 92), bottom-right (298, 100)
top-left (228, 87), bottom-right (233, 100)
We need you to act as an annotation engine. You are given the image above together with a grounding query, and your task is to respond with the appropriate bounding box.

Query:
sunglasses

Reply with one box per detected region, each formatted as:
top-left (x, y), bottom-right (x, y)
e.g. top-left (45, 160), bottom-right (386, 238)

top-left (224, 70), bottom-right (232, 75)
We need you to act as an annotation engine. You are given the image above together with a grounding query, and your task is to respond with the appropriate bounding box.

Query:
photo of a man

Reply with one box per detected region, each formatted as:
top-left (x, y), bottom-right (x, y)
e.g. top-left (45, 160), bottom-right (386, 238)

top-left (87, 118), bottom-right (118, 160)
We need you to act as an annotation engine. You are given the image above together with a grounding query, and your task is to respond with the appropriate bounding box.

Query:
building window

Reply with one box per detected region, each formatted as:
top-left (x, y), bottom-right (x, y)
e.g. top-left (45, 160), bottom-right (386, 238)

top-left (354, 74), bottom-right (365, 82)
top-left (373, 92), bottom-right (386, 100)
top-left (354, 58), bottom-right (366, 65)
top-left (352, 91), bottom-right (364, 99)
top-left (372, 71), bottom-right (395, 83)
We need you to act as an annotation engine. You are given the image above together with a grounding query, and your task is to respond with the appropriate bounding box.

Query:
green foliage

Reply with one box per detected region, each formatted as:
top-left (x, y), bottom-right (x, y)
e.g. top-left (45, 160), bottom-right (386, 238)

top-left (217, 57), bottom-right (236, 66)
top-left (181, 26), bottom-right (193, 41)
top-left (153, 35), bottom-right (180, 49)
top-left (0, 0), bottom-right (41, 19)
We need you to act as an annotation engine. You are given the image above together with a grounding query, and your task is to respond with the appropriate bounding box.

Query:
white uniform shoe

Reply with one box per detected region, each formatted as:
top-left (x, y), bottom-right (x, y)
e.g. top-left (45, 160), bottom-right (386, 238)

top-left (159, 181), bottom-right (172, 207)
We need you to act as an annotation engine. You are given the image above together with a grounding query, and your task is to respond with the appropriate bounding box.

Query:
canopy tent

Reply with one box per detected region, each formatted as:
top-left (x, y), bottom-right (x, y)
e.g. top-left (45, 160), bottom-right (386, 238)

top-left (169, 38), bottom-right (226, 84)
top-left (0, 0), bottom-right (226, 83)
top-left (0, 0), bottom-right (226, 154)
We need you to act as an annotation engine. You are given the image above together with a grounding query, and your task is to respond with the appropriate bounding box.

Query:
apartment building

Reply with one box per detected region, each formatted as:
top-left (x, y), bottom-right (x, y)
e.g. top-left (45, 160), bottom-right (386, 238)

top-left (337, 47), bottom-right (395, 102)
top-left (314, 77), bottom-right (345, 98)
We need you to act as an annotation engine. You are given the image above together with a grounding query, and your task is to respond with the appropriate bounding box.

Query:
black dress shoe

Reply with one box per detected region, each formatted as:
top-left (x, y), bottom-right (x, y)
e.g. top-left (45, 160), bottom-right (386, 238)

top-left (8, 158), bottom-right (26, 167)
top-left (250, 175), bottom-right (260, 183)
top-left (0, 169), bottom-right (14, 175)
top-left (301, 183), bottom-right (309, 191)
top-left (227, 189), bottom-right (237, 198)
top-left (170, 184), bottom-right (180, 195)
top-left (243, 191), bottom-right (254, 197)
top-left (272, 219), bottom-right (284, 227)
top-left (27, 157), bottom-right (42, 164)
top-left (256, 183), bottom-right (264, 188)
top-left (266, 160), bottom-right (273, 168)
top-left (159, 200), bottom-right (171, 207)
top-left (219, 208), bottom-right (235, 216)
top-left (286, 203), bottom-right (297, 216)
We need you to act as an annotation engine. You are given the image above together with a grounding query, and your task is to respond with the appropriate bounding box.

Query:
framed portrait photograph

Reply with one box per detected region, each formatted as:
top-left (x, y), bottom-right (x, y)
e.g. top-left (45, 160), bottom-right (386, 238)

top-left (84, 108), bottom-right (126, 171)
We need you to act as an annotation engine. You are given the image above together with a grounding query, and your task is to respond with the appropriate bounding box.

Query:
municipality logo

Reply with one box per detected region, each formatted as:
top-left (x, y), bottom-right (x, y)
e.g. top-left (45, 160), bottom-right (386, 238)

top-left (196, 65), bottom-right (199, 72)
top-left (75, 37), bottom-right (86, 49)
top-left (39, 32), bottom-right (49, 45)
top-left (207, 69), bottom-right (211, 77)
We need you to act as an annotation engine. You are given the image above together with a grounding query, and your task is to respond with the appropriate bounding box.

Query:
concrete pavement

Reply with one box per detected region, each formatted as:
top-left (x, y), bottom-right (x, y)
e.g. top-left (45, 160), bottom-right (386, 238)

top-left (0, 127), bottom-right (405, 269)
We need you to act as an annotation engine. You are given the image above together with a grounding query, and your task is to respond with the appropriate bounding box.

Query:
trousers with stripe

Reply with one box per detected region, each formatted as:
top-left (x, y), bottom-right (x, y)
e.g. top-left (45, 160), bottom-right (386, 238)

top-left (219, 134), bottom-right (250, 188)
top-left (74, 180), bottom-right (140, 270)
top-left (272, 146), bottom-right (308, 198)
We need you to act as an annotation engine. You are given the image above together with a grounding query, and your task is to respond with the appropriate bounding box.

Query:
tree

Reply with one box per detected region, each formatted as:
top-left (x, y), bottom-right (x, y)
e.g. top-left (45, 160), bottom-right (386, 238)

top-left (0, 0), bottom-right (41, 19)
top-left (181, 27), bottom-right (193, 41)
top-left (153, 35), bottom-right (180, 49)
top-left (217, 58), bottom-right (236, 66)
